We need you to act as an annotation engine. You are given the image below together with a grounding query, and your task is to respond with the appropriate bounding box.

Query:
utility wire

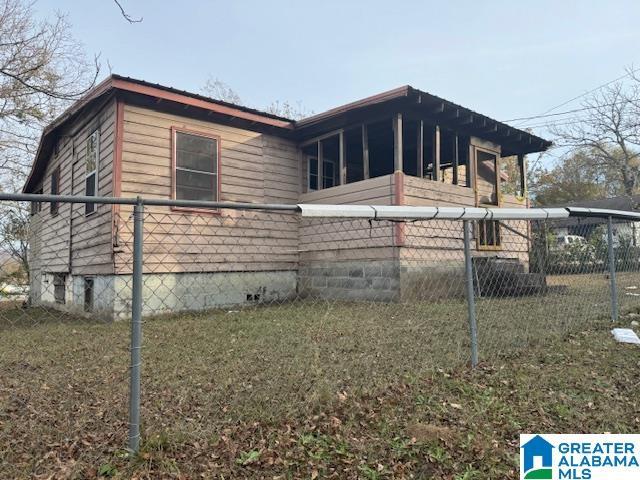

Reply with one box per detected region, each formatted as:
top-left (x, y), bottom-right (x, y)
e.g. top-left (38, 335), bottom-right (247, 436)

top-left (505, 65), bottom-right (639, 126)
top-left (504, 99), bottom-right (629, 123)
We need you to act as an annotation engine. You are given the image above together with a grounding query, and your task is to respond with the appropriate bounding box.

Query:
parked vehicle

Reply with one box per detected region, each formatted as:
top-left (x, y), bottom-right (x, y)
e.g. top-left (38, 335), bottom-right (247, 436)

top-left (555, 235), bottom-right (587, 249)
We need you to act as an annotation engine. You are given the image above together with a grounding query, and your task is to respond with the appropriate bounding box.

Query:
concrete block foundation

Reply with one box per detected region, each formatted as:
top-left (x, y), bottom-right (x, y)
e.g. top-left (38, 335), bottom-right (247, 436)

top-left (30, 270), bottom-right (297, 320)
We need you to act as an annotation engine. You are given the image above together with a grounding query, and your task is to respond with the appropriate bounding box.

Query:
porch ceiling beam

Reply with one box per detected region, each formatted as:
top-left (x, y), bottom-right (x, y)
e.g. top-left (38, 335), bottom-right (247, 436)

top-left (445, 108), bottom-right (460, 120)
top-left (429, 102), bottom-right (445, 114)
top-left (460, 114), bottom-right (474, 126)
top-left (480, 123), bottom-right (498, 134)
top-left (499, 127), bottom-right (516, 139)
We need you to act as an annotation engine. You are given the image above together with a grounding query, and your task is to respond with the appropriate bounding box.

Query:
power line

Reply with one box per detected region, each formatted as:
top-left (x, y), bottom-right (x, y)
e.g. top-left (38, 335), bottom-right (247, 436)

top-left (523, 117), bottom-right (589, 130)
top-left (503, 99), bottom-right (629, 123)
top-left (507, 65), bottom-right (639, 126)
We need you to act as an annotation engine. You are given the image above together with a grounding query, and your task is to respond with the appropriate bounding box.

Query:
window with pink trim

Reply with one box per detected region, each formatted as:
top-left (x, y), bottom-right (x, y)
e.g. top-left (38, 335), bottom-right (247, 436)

top-left (173, 130), bottom-right (219, 202)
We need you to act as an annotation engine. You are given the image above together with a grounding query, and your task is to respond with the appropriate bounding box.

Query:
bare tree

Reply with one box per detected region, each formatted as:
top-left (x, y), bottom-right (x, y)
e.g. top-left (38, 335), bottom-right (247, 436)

top-left (0, 0), bottom-right (100, 282)
top-left (0, 0), bottom-right (100, 187)
top-left (201, 76), bottom-right (311, 119)
top-left (202, 77), bottom-right (243, 105)
top-left (551, 79), bottom-right (640, 197)
top-left (0, 201), bottom-right (29, 282)
top-left (112, 0), bottom-right (142, 23)
top-left (264, 100), bottom-right (311, 120)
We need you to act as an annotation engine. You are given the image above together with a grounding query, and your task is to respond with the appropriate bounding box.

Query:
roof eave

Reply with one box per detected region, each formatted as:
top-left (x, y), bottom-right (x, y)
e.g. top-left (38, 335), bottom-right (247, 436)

top-left (23, 75), bottom-right (297, 193)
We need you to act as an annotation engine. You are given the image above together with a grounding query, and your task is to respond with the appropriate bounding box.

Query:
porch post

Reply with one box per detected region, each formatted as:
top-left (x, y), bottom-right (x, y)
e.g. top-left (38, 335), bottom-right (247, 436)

top-left (339, 130), bottom-right (346, 185)
top-left (453, 135), bottom-right (459, 185)
top-left (433, 125), bottom-right (440, 181)
top-left (393, 113), bottom-right (403, 172)
top-left (317, 141), bottom-right (323, 190)
top-left (517, 154), bottom-right (526, 197)
top-left (417, 120), bottom-right (424, 178)
top-left (362, 125), bottom-right (370, 180)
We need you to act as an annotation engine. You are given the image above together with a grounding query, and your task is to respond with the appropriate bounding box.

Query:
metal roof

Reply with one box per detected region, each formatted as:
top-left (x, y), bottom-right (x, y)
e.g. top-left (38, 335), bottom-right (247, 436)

top-left (294, 85), bottom-right (552, 156)
top-left (23, 75), bottom-right (552, 193)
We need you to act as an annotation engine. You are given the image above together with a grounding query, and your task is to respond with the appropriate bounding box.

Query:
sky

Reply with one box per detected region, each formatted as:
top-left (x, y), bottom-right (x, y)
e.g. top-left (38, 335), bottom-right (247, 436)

top-left (36, 0), bottom-right (640, 165)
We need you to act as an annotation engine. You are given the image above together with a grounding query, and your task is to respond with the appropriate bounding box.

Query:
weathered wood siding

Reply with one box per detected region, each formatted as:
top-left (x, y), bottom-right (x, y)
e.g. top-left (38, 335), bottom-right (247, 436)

top-left (404, 174), bottom-right (476, 207)
top-left (401, 175), bottom-right (529, 265)
top-left (29, 99), bottom-right (116, 277)
top-left (70, 100), bottom-right (117, 275)
top-left (115, 104), bottom-right (300, 274)
top-left (299, 175), bottom-right (397, 262)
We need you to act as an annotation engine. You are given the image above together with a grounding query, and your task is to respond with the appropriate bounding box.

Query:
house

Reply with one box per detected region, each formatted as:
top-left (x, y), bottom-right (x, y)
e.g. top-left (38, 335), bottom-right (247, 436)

top-left (548, 195), bottom-right (640, 246)
top-left (24, 75), bottom-right (551, 318)
top-left (521, 435), bottom-right (554, 477)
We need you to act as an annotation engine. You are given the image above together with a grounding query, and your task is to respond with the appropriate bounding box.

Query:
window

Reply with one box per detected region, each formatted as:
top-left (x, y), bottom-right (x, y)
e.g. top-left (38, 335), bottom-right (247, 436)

top-left (500, 155), bottom-right (524, 198)
top-left (323, 159), bottom-right (336, 188)
top-left (303, 143), bottom-right (318, 191)
top-left (52, 273), bottom-right (66, 304)
top-left (477, 220), bottom-right (501, 248)
top-left (174, 130), bottom-right (219, 201)
top-left (50, 167), bottom-right (60, 216)
top-left (476, 150), bottom-right (499, 205)
top-left (302, 135), bottom-right (340, 191)
top-left (320, 135), bottom-right (339, 188)
top-left (30, 188), bottom-right (43, 216)
top-left (85, 130), bottom-right (99, 215)
top-left (84, 277), bottom-right (94, 312)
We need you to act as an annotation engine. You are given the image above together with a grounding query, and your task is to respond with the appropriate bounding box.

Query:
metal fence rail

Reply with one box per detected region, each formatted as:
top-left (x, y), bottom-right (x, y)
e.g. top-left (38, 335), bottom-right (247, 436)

top-left (1, 192), bottom-right (638, 476)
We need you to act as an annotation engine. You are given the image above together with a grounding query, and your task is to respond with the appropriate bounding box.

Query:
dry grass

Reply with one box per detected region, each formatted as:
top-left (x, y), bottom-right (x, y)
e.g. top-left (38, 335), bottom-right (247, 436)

top-left (1, 272), bottom-right (639, 478)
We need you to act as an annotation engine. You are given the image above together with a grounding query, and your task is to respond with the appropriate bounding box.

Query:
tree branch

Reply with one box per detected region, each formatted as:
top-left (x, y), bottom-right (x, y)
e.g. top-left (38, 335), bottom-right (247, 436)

top-left (113, 0), bottom-right (142, 23)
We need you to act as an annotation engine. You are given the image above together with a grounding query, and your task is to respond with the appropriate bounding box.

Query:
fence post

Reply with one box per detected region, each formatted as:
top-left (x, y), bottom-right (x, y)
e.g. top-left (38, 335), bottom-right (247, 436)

top-left (607, 216), bottom-right (618, 322)
top-left (463, 220), bottom-right (479, 368)
top-left (128, 197), bottom-right (144, 453)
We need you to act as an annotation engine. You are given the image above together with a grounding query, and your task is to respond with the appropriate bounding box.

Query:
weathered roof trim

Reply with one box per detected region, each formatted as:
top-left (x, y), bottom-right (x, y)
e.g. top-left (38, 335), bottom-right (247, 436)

top-left (24, 77), bottom-right (552, 193)
top-left (294, 85), bottom-right (412, 127)
top-left (293, 85), bottom-right (551, 155)
top-left (110, 75), bottom-right (294, 128)
top-left (23, 75), bottom-right (296, 192)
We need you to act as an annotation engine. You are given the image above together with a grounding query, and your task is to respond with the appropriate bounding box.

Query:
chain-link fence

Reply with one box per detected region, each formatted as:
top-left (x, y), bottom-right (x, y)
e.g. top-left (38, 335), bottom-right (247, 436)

top-left (1, 193), bottom-right (639, 477)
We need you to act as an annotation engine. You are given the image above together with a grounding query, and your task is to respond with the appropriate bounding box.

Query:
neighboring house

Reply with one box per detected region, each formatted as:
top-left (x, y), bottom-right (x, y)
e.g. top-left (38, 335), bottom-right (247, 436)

top-left (24, 75), bottom-right (551, 318)
top-left (549, 195), bottom-right (640, 247)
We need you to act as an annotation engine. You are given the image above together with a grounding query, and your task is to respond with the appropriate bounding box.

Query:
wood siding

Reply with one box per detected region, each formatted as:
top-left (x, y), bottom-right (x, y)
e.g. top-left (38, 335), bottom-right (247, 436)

top-left (299, 175), bottom-right (397, 262)
top-left (401, 175), bottom-right (529, 265)
top-left (115, 104), bottom-right (300, 274)
top-left (29, 99), bottom-right (116, 277)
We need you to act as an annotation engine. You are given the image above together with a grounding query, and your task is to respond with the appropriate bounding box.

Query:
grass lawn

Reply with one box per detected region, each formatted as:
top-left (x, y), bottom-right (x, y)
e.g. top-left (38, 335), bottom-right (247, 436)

top-left (1, 273), bottom-right (640, 478)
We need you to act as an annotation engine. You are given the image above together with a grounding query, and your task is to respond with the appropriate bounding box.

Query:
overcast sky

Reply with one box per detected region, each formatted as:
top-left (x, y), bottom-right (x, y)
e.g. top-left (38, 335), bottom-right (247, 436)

top-left (37, 0), bottom-right (640, 163)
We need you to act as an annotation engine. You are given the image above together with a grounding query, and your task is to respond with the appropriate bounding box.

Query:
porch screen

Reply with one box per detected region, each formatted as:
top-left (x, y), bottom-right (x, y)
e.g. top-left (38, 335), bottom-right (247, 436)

top-left (174, 131), bottom-right (219, 202)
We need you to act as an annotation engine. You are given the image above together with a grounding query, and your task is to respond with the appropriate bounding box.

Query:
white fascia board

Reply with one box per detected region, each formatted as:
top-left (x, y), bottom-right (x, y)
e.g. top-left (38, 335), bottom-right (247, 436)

top-left (297, 204), bottom-right (376, 218)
